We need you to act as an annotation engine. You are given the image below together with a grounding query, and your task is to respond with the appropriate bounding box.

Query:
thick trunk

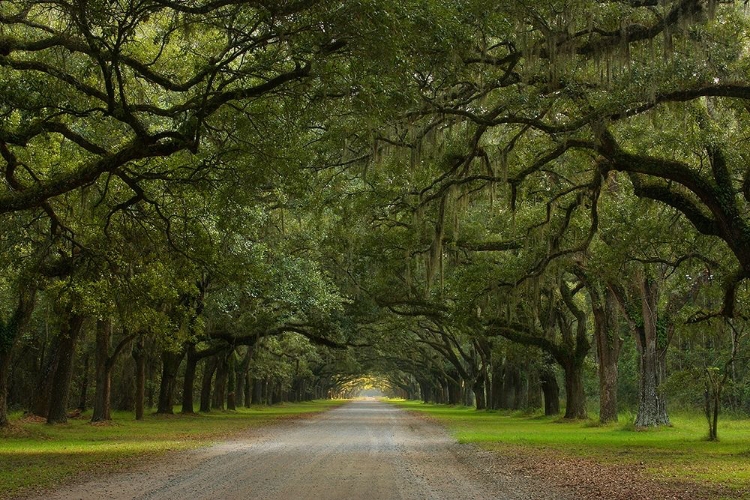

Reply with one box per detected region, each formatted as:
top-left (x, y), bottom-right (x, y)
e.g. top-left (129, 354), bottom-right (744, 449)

top-left (77, 354), bottom-right (89, 411)
top-left (252, 378), bottom-right (263, 405)
top-left (114, 359), bottom-right (135, 411)
top-left (599, 358), bottom-right (619, 423)
top-left (562, 359), bottom-right (587, 419)
top-left (235, 373), bottom-right (245, 408)
top-left (226, 352), bottom-right (236, 411)
top-left (235, 350), bottom-right (252, 408)
top-left (0, 286), bottom-right (36, 426)
top-left (92, 322), bottom-right (134, 421)
top-left (540, 367), bottom-right (560, 416)
top-left (244, 372), bottom-right (251, 408)
top-left (181, 344), bottom-right (198, 414)
top-left (47, 314), bottom-right (85, 424)
top-left (594, 287), bottom-right (621, 423)
top-left (133, 335), bottom-right (146, 420)
top-left (32, 334), bottom-right (60, 417)
top-left (212, 353), bottom-right (228, 410)
top-left (633, 277), bottom-right (670, 427)
top-left (634, 335), bottom-right (670, 427)
top-left (526, 369), bottom-right (542, 410)
top-left (490, 362), bottom-right (503, 410)
top-left (473, 374), bottom-right (486, 410)
top-left (147, 358), bottom-right (156, 409)
top-left (156, 349), bottom-right (185, 414)
top-left (0, 350), bottom-right (11, 427)
top-left (418, 379), bottom-right (433, 403)
top-left (91, 320), bottom-right (112, 422)
top-left (200, 357), bottom-right (217, 412)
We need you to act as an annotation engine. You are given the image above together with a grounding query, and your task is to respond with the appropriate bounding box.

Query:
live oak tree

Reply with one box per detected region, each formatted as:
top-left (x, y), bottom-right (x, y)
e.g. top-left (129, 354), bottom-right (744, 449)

top-left (357, 0), bottom-right (750, 425)
top-left (4, 0), bottom-right (750, 435)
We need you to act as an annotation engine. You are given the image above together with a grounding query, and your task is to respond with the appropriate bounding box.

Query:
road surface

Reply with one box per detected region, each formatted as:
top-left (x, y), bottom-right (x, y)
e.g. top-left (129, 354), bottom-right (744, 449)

top-left (32, 400), bottom-right (570, 500)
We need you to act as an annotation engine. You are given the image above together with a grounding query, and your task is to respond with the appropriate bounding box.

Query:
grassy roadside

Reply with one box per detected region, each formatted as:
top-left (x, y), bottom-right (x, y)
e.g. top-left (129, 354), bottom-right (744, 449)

top-left (387, 399), bottom-right (750, 497)
top-left (0, 400), bottom-right (345, 499)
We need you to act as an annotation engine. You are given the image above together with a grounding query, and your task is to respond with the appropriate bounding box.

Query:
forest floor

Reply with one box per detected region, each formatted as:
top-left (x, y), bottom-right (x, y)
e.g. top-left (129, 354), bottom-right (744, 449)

top-left (5, 399), bottom-right (747, 500)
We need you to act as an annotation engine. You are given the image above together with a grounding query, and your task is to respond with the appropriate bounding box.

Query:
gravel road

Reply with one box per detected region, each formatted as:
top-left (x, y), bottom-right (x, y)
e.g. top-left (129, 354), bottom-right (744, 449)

top-left (31, 399), bottom-right (572, 500)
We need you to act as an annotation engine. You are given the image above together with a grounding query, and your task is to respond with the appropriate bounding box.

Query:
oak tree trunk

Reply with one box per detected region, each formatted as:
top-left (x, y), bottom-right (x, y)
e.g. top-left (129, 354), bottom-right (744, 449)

top-left (226, 352), bottom-right (236, 410)
top-left (91, 320), bottom-right (112, 422)
top-left (0, 286), bottom-right (36, 426)
top-left (540, 366), bottom-right (560, 416)
top-left (562, 359), bottom-right (587, 419)
top-left (473, 373), bottom-right (486, 410)
top-left (77, 354), bottom-right (90, 412)
top-left (156, 349), bottom-right (185, 414)
top-left (634, 335), bottom-right (670, 427)
top-left (212, 352), bottom-right (228, 410)
top-left (133, 335), bottom-right (146, 420)
top-left (200, 357), bottom-right (217, 412)
top-left (244, 372), bottom-right (251, 407)
top-left (47, 313), bottom-right (85, 424)
top-left (594, 288), bottom-right (622, 423)
top-left (235, 349), bottom-right (252, 408)
top-left (633, 278), bottom-right (670, 427)
top-left (182, 344), bottom-right (198, 414)
top-left (0, 350), bottom-right (12, 427)
top-left (32, 333), bottom-right (60, 418)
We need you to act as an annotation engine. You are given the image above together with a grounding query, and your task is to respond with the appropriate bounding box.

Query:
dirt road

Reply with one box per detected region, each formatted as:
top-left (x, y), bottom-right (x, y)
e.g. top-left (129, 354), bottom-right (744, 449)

top-left (33, 400), bottom-right (570, 500)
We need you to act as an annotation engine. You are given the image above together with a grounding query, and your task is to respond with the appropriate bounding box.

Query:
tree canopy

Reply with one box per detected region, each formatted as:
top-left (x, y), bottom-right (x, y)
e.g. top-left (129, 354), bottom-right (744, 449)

top-left (2, 0), bottom-right (750, 437)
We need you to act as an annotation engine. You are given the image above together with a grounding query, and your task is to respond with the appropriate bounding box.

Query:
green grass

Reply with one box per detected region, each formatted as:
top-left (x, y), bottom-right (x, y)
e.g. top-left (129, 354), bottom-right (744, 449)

top-left (386, 400), bottom-right (750, 495)
top-left (0, 401), bottom-right (344, 499)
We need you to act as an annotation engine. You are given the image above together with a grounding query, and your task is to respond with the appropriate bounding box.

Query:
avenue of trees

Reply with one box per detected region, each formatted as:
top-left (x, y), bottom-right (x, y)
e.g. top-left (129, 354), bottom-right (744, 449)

top-left (2, 0), bottom-right (750, 441)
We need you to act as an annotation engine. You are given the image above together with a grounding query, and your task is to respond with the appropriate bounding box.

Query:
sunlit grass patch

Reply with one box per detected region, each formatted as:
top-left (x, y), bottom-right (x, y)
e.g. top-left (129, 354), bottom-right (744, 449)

top-left (386, 399), bottom-right (750, 494)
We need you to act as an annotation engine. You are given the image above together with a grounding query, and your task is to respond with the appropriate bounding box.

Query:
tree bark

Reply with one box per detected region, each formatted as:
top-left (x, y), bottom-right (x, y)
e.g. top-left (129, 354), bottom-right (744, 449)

top-left (182, 344), bottom-right (198, 414)
top-left (226, 352), bottom-right (236, 411)
top-left (77, 353), bottom-right (90, 412)
top-left (633, 276), bottom-right (670, 427)
top-left (47, 313), bottom-right (86, 424)
top-left (200, 357), bottom-right (217, 412)
top-left (0, 286), bottom-right (36, 426)
top-left (156, 349), bottom-right (185, 414)
top-left (473, 372), bottom-right (486, 410)
top-left (540, 365), bottom-right (560, 416)
top-left (133, 335), bottom-right (146, 420)
top-left (562, 359), bottom-right (587, 419)
top-left (447, 375), bottom-right (461, 405)
top-left (594, 287), bottom-right (622, 423)
top-left (212, 352), bottom-right (228, 410)
top-left (243, 372), bottom-right (251, 408)
top-left (235, 348), bottom-right (252, 408)
top-left (252, 378), bottom-right (263, 405)
top-left (183, 343), bottom-right (228, 413)
top-left (92, 320), bottom-right (135, 422)
top-left (0, 351), bottom-right (11, 427)
top-left (31, 332), bottom-right (60, 418)
top-left (91, 319), bottom-right (112, 422)
top-left (490, 361), bottom-right (503, 410)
